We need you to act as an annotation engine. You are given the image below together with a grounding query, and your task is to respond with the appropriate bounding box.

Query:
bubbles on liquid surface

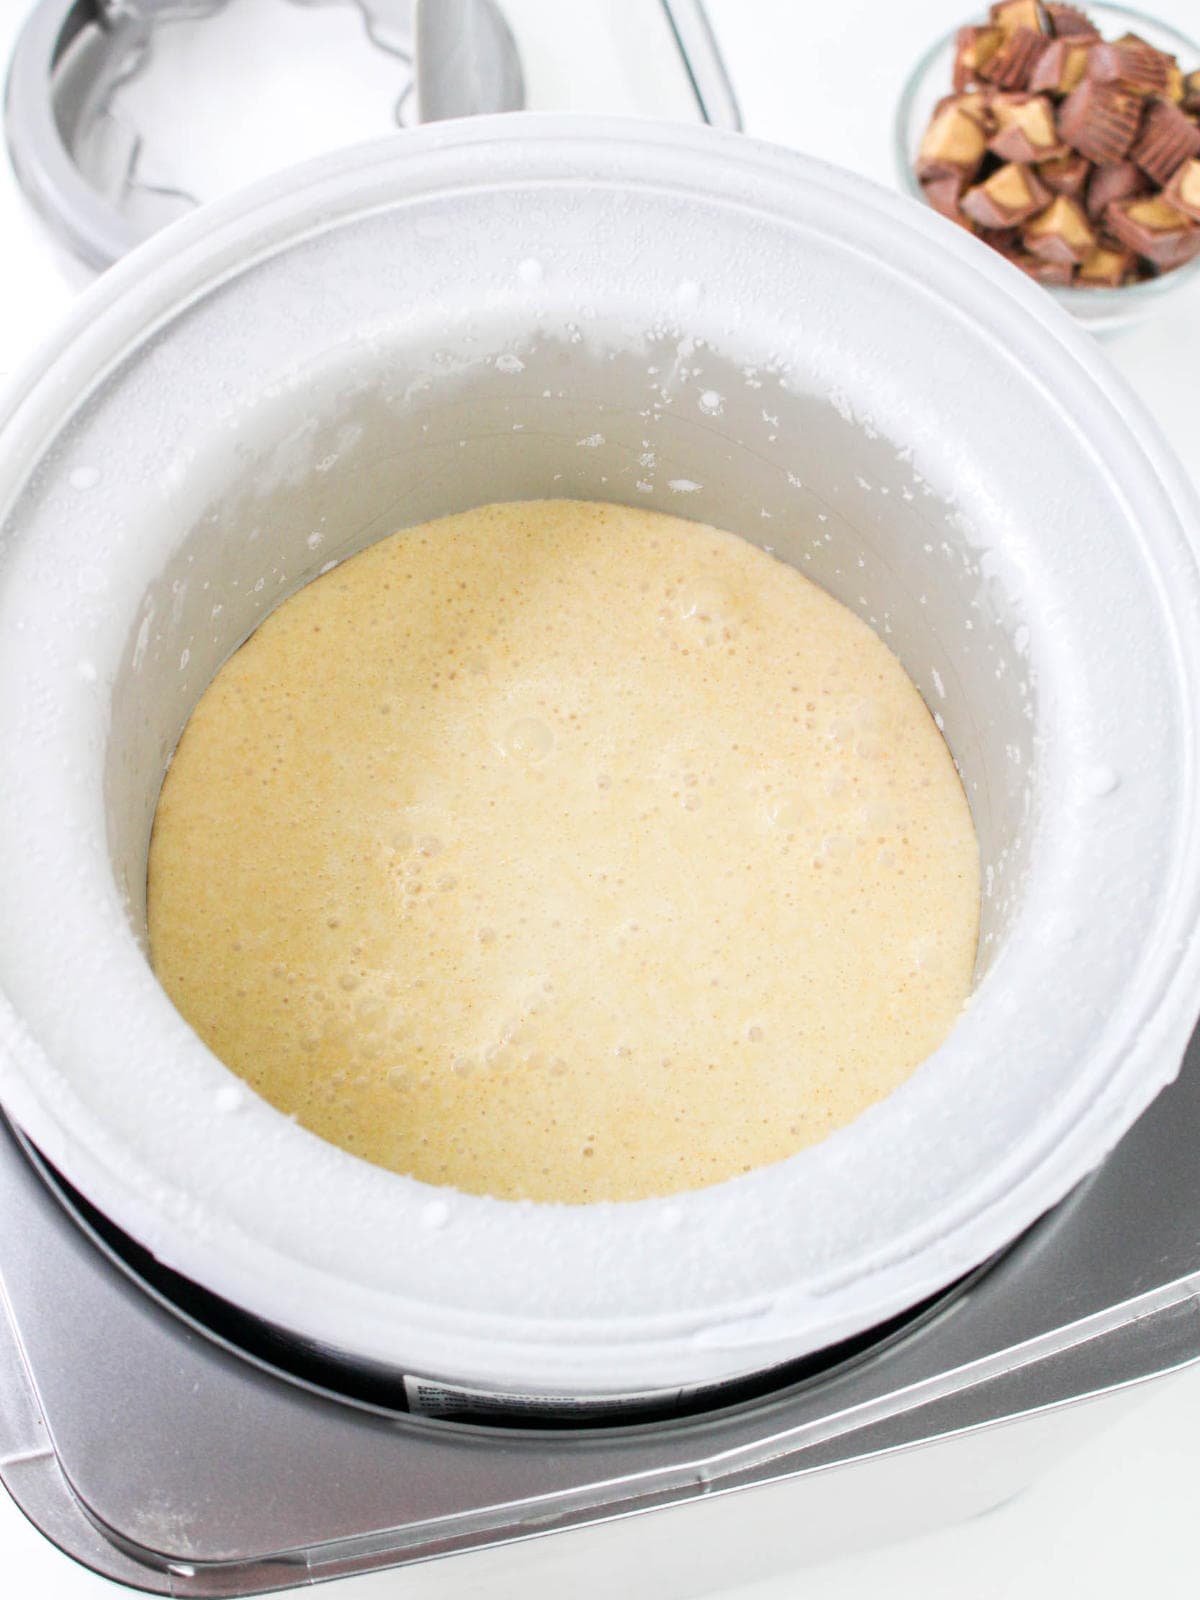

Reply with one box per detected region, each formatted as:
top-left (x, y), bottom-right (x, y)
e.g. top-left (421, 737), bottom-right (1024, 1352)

top-left (861, 799), bottom-right (894, 831)
top-left (768, 796), bottom-right (806, 830)
top-left (698, 390), bottom-right (724, 416)
top-left (502, 718), bottom-right (554, 763)
top-left (676, 577), bottom-right (738, 624)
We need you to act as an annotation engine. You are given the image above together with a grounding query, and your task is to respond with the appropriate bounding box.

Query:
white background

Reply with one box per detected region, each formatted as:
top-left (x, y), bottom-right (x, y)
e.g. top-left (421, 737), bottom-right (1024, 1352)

top-left (2, 0), bottom-right (1200, 1595)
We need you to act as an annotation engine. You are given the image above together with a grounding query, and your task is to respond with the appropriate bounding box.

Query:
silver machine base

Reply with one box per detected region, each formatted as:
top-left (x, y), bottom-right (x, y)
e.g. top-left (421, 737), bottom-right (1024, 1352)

top-left (4, 1028), bottom-right (1200, 1596)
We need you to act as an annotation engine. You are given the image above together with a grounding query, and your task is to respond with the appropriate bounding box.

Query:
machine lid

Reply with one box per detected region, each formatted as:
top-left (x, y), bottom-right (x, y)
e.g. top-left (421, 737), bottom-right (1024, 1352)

top-left (2, 0), bottom-right (521, 273)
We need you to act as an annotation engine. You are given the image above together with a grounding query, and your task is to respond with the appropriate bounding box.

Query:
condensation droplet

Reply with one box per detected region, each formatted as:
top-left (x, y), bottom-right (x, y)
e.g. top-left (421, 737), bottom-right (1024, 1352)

top-left (1083, 764), bottom-right (1120, 797)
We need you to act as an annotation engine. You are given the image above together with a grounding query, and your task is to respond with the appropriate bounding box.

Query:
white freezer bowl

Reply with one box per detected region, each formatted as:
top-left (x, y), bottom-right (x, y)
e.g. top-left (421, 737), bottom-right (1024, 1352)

top-left (3, 2), bottom-right (1200, 1598)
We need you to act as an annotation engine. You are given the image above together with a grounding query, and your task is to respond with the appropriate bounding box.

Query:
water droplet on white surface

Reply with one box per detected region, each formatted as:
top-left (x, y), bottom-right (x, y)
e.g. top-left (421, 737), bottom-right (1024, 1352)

top-left (77, 565), bottom-right (107, 596)
top-left (675, 279), bottom-right (702, 311)
top-left (1083, 764), bottom-right (1120, 797)
top-left (517, 258), bottom-right (543, 286)
top-left (69, 466), bottom-right (101, 491)
top-left (422, 1199), bottom-right (451, 1229)
top-left (215, 1084), bottom-right (245, 1113)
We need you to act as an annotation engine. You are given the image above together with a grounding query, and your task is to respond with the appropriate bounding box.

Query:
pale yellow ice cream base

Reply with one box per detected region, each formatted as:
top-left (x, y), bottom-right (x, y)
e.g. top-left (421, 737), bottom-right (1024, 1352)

top-left (148, 499), bottom-right (979, 1204)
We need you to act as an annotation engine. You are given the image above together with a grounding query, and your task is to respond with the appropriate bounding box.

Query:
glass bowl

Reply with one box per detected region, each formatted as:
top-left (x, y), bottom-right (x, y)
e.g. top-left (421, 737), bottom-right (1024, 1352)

top-left (893, 3), bottom-right (1200, 337)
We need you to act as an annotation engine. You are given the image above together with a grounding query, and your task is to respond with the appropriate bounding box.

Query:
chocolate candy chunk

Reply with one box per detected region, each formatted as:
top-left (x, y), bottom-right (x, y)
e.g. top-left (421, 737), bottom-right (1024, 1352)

top-left (1029, 38), bottom-right (1093, 94)
top-left (1130, 100), bottom-right (1200, 186)
top-left (989, 0), bottom-right (1048, 36)
top-left (1076, 241), bottom-right (1136, 284)
top-left (1105, 194), bottom-right (1200, 268)
top-left (1165, 158), bottom-right (1200, 223)
top-left (931, 90), bottom-right (993, 124)
top-left (922, 173), bottom-right (967, 220)
top-left (918, 100), bottom-right (989, 180)
top-left (1087, 34), bottom-right (1173, 97)
top-left (1057, 79), bottom-right (1141, 162)
top-left (911, 5), bottom-right (1200, 291)
top-left (1044, 4), bottom-right (1100, 39)
top-left (1085, 160), bottom-right (1148, 218)
top-left (1019, 254), bottom-right (1076, 284)
top-left (961, 161), bottom-right (1052, 226)
top-left (988, 94), bottom-right (1066, 161)
top-left (979, 25), bottom-right (1048, 89)
top-left (1023, 194), bottom-right (1097, 262)
top-left (1038, 151), bottom-right (1091, 197)
top-left (954, 26), bottom-right (1005, 90)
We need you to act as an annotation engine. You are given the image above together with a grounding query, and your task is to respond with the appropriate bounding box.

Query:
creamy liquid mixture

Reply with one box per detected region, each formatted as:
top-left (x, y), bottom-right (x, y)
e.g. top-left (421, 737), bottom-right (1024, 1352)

top-left (148, 500), bottom-right (979, 1203)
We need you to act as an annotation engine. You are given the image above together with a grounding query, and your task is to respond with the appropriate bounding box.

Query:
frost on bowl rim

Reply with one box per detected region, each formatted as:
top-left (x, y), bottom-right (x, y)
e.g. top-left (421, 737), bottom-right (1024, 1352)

top-left (0, 116), bottom-right (1199, 1402)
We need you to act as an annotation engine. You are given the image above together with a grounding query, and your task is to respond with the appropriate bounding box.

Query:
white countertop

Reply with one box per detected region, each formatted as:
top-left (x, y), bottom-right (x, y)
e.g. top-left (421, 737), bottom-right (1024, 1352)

top-left (2, 0), bottom-right (1200, 1595)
